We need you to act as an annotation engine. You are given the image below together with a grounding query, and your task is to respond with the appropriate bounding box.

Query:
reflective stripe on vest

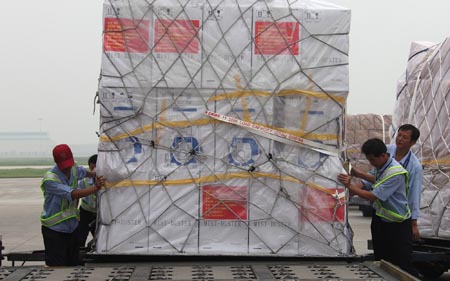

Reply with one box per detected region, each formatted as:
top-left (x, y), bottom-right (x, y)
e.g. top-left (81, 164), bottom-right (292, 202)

top-left (40, 166), bottom-right (79, 227)
top-left (373, 165), bottom-right (411, 222)
top-left (81, 200), bottom-right (97, 213)
top-left (80, 178), bottom-right (97, 213)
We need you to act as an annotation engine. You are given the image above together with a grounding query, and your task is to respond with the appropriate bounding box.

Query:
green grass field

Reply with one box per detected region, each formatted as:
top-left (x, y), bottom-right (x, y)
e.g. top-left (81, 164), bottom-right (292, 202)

top-left (0, 168), bottom-right (49, 178)
top-left (0, 157), bottom-right (89, 178)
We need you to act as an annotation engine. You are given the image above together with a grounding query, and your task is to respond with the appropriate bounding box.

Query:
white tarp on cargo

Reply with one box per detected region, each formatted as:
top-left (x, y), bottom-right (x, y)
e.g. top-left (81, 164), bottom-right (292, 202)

top-left (96, 0), bottom-right (352, 256)
top-left (393, 37), bottom-right (450, 239)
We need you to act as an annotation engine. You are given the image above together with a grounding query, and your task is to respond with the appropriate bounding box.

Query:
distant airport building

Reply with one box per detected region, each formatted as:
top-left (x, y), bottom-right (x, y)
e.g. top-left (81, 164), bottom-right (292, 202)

top-left (0, 132), bottom-right (98, 158)
top-left (0, 132), bottom-right (54, 158)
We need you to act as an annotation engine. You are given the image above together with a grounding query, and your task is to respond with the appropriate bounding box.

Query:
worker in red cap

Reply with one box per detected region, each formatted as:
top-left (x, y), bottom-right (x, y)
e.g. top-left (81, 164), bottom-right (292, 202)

top-left (39, 144), bottom-right (105, 266)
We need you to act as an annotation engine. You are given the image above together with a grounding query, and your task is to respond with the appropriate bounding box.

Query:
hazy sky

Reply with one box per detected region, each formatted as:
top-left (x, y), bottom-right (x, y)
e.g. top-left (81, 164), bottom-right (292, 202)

top-left (1, 0), bottom-right (449, 145)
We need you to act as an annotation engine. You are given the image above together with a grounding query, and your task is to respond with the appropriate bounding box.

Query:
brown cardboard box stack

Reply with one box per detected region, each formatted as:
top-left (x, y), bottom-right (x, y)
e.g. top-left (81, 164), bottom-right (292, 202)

top-left (345, 114), bottom-right (392, 173)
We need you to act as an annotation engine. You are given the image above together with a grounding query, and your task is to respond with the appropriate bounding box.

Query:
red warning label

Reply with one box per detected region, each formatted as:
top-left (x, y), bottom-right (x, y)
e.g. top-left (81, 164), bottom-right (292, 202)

top-left (300, 187), bottom-right (345, 222)
top-left (254, 21), bottom-right (300, 55)
top-left (154, 19), bottom-right (200, 54)
top-left (202, 185), bottom-right (248, 220)
top-left (103, 18), bottom-right (150, 53)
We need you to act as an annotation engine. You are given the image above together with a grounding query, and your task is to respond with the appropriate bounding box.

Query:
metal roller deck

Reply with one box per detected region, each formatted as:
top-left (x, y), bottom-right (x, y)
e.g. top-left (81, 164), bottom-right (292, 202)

top-left (0, 259), bottom-right (417, 281)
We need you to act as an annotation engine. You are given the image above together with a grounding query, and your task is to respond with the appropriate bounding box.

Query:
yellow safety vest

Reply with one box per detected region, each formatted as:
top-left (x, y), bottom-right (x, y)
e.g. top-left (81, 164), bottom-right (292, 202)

top-left (40, 166), bottom-right (79, 227)
top-left (373, 165), bottom-right (411, 222)
top-left (79, 178), bottom-right (97, 213)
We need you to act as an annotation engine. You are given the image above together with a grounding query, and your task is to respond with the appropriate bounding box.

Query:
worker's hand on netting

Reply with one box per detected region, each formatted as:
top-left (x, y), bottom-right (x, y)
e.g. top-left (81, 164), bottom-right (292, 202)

top-left (95, 175), bottom-right (105, 189)
top-left (337, 173), bottom-right (351, 188)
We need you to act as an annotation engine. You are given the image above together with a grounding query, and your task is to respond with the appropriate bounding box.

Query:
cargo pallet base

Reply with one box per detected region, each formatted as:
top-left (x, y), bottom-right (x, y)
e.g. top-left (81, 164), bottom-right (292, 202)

top-left (1, 256), bottom-right (418, 281)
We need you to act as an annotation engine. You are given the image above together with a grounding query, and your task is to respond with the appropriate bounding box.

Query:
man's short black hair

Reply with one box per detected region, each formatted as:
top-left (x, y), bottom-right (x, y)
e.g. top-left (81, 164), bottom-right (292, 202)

top-left (88, 154), bottom-right (98, 166)
top-left (361, 138), bottom-right (387, 157)
top-left (398, 124), bottom-right (420, 142)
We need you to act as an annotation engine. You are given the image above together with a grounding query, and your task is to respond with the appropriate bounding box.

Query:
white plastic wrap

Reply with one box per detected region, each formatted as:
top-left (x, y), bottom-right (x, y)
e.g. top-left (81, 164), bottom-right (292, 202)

top-left (101, 0), bottom-right (153, 88)
top-left (151, 0), bottom-right (203, 88)
top-left (393, 37), bottom-right (450, 239)
top-left (96, 0), bottom-right (352, 256)
top-left (201, 0), bottom-right (253, 89)
top-left (250, 1), bottom-right (350, 92)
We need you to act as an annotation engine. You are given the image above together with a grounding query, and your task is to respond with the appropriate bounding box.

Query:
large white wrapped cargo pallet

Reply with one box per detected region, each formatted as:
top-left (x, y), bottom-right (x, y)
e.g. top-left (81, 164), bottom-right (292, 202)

top-left (393, 37), bottom-right (450, 239)
top-left (96, 0), bottom-right (352, 256)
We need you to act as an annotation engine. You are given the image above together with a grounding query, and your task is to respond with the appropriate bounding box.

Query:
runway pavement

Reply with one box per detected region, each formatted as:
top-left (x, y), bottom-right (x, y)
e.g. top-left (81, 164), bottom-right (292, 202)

top-left (0, 178), bottom-right (44, 254)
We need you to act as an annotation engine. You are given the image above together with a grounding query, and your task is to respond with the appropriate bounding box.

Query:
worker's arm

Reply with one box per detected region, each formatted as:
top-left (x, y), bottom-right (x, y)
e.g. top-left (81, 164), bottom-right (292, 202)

top-left (412, 219), bottom-right (419, 241)
top-left (337, 173), bottom-right (377, 202)
top-left (409, 164), bottom-right (423, 240)
top-left (71, 176), bottom-right (104, 200)
top-left (351, 167), bottom-right (375, 184)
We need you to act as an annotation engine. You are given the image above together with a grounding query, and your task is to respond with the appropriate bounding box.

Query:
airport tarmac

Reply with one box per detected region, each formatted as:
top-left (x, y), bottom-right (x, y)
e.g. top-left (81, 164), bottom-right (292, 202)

top-left (1, 178), bottom-right (448, 280)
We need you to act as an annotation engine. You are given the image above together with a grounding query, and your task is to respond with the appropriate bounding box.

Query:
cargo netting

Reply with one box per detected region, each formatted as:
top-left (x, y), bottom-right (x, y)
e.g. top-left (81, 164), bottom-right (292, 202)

top-left (394, 37), bottom-right (450, 239)
top-left (96, 0), bottom-right (352, 256)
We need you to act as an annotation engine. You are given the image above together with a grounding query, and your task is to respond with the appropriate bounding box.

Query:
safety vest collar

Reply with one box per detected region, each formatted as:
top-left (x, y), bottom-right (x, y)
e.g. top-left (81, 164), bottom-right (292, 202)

top-left (374, 165), bottom-right (405, 184)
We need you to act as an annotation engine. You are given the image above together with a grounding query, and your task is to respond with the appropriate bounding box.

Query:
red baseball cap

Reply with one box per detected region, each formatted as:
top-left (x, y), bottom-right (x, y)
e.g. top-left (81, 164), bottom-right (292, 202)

top-left (52, 144), bottom-right (75, 170)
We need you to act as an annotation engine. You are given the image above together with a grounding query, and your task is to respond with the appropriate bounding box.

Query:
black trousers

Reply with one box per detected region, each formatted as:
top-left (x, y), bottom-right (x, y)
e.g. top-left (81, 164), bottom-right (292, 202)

top-left (371, 213), bottom-right (415, 275)
top-left (42, 225), bottom-right (79, 266)
top-left (78, 207), bottom-right (97, 247)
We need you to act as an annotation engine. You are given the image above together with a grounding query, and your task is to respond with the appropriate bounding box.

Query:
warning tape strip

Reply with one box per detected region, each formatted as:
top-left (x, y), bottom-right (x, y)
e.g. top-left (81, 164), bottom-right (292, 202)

top-left (204, 110), bottom-right (341, 157)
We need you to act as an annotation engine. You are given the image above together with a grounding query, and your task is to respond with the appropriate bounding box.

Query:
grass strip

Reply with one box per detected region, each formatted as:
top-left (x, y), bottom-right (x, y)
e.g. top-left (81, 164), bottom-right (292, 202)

top-left (0, 168), bottom-right (50, 178)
